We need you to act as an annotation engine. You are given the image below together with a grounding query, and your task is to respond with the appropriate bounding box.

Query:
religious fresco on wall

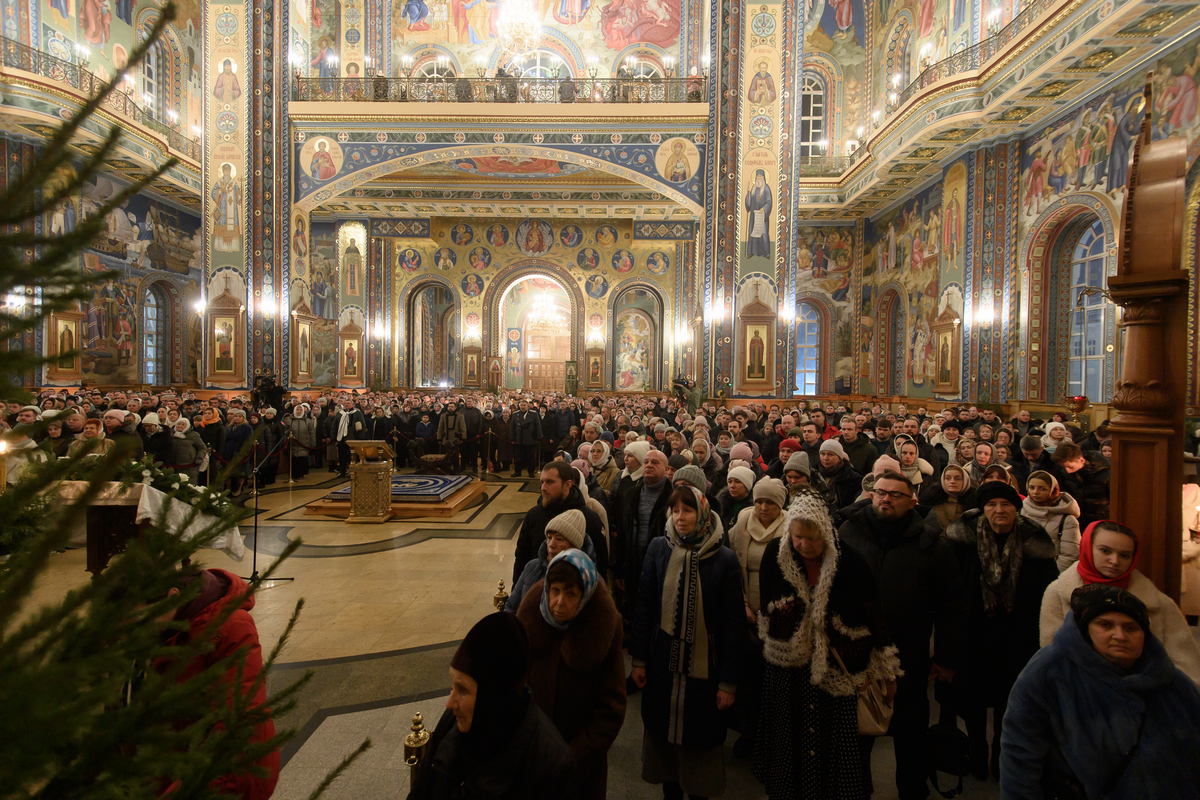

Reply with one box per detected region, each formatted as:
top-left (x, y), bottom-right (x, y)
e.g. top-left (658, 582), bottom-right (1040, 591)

top-left (613, 307), bottom-right (654, 392)
top-left (82, 175), bottom-right (202, 275)
top-left (1019, 34), bottom-right (1200, 229)
top-left (309, 222), bottom-right (339, 320)
top-left (873, 0), bottom-right (972, 109)
top-left (795, 224), bottom-right (855, 392)
top-left (380, 0), bottom-right (681, 79)
top-left (738, 0), bottom-right (781, 279)
top-left (338, 221), bottom-right (366, 301)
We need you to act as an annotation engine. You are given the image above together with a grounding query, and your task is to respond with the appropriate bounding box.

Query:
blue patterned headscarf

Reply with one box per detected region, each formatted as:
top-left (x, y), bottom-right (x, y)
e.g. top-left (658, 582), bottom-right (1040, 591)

top-left (540, 549), bottom-right (599, 631)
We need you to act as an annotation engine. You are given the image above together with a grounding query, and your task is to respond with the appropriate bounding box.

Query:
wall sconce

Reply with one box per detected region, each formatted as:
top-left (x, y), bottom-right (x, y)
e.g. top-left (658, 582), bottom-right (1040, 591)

top-left (778, 308), bottom-right (794, 323)
top-left (373, 321), bottom-right (387, 339)
top-left (701, 52), bottom-right (711, 76)
top-left (74, 43), bottom-right (90, 67)
top-left (192, 297), bottom-right (206, 315)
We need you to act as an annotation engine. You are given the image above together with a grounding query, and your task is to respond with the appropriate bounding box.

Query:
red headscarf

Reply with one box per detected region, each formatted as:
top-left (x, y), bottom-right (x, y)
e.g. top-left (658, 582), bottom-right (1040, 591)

top-left (1076, 520), bottom-right (1139, 589)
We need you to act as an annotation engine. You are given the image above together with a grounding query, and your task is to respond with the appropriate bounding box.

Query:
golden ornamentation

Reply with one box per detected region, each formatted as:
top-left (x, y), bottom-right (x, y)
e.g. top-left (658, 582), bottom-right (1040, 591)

top-left (909, 147), bottom-right (941, 159)
top-left (493, 579), bottom-right (509, 610)
top-left (1065, 49), bottom-right (1119, 71)
top-left (404, 712), bottom-right (432, 782)
top-left (1029, 81), bottom-right (1073, 98)
top-left (996, 106), bottom-right (1035, 122)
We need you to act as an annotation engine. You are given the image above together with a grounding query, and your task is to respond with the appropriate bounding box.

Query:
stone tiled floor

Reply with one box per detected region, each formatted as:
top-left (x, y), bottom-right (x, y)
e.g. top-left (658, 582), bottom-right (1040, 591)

top-left (29, 467), bottom-right (1008, 798)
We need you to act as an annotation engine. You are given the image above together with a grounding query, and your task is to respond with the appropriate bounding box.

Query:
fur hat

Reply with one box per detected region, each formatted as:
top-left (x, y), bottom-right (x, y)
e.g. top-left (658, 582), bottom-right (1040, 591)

top-left (546, 508), bottom-right (588, 550)
top-left (673, 465), bottom-right (708, 494)
top-left (820, 439), bottom-right (847, 461)
top-left (753, 477), bottom-right (787, 508)
top-left (976, 480), bottom-right (1022, 510)
top-left (783, 451), bottom-right (811, 478)
top-left (727, 466), bottom-right (756, 492)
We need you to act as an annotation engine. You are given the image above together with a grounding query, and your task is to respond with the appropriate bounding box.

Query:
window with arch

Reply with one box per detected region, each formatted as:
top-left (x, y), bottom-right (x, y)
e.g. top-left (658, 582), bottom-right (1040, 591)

top-left (626, 59), bottom-right (662, 79)
top-left (413, 59), bottom-right (456, 79)
top-left (1067, 219), bottom-right (1110, 401)
top-left (511, 49), bottom-right (573, 79)
top-left (140, 35), bottom-right (162, 113)
top-left (143, 286), bottom-right (167, 385)
top-left (794, 302), bottom-right (821, 394)
top-left (799, 74), bottom-right (826, 159)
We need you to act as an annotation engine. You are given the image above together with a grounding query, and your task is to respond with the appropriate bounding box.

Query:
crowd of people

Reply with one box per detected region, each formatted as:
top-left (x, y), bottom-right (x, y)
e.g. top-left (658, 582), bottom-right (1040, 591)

top-left (7, 386), bottom-right (1200, 799)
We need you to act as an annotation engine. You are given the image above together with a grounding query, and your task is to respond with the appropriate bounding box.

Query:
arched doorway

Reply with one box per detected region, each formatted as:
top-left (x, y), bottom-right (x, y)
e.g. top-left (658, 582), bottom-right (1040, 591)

top-left (610, 285), bottom-right (663, 392)
top-left (408, 283), bottom-right (458, 387)
top-left (878, 288), bottom-right (905, 396)
top-left (497, 276), bottom-right (573, 392)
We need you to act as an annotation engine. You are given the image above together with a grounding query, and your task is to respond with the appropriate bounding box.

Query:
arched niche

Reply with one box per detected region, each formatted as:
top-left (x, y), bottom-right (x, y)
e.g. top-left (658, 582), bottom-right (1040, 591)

top-left (481, 260), bottom-right (587, 367)
top-left (399, 277), bottom-right (460, 388)
top-left (608, 284), bottom-right (665, 393)
top-left (876, 285), bottom-right (906, 396)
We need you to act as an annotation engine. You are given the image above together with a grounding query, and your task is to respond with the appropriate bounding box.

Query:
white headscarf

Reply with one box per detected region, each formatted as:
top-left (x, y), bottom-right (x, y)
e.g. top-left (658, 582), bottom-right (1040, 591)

top-left (173, 417), bottom-right (191, 438)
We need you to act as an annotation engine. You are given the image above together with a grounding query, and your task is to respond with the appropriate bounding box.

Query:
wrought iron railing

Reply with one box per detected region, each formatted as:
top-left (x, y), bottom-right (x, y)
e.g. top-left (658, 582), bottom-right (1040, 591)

top-left (886, 0), bottom-right (1058, 116)
top-left (293, 74), bottom-right (708, 104)
top-left (0, 36), bottom-right (201, 161)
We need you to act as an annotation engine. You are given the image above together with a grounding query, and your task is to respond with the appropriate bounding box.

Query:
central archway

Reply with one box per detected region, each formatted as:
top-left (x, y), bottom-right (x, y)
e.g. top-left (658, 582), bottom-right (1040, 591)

top-left (481, 261), bottom-right (588, 382)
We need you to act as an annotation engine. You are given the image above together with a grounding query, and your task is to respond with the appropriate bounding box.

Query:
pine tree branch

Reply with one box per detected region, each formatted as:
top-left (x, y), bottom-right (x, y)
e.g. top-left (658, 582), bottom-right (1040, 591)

top-left (306, 740), bottom-right (373, 800)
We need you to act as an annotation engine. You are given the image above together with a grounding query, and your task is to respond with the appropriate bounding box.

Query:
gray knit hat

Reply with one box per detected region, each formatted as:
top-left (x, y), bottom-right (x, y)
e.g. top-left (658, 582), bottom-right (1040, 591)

top-left (820, 439), bottom-right (848, 461)
top-left (783, 451), bottom-right (811, 478)
top-left (673, 465), bottom-right (708, 494)
top-left (546, 509), bottom-right (587, 550)
top-left (753, 477), bottom-right (787, 508)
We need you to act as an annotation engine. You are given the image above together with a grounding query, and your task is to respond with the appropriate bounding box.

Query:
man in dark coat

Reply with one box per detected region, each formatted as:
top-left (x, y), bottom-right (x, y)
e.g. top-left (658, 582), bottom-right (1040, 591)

top-left (1008, 435), bottom-right (1067, 494)
top-left (510, 399), bottom-right (543, 478)
top-left (615, 449), bottom-right (672, 617)
top-left (330, 400), bottom-right (365, 478)
top-left (837, 416), bottom-right (878, 476)
top-left (460, 396), bottom-right (484, 473)
top-left (1053, 442), bottom-right (1110, 528)
top-left (407, 613), bottom-right (575, 800)
top-left (838, 471), bottom-right (968, 800)
top-left (437, 401), bottom-right (467, 472)
top-left (512, 461), bottom-right (606, 583)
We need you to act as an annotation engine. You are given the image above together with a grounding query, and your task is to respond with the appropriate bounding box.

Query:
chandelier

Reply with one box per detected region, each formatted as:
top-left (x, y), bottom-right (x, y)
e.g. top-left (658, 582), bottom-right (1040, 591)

top-left (497, 0), bottom-right (542, 58)
top-left (526, 293), bottom-right (565, 335)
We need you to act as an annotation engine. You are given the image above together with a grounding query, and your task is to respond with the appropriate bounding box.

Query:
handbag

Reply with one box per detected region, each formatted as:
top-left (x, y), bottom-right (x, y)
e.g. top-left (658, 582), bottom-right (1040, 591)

top-left (830, 646), bottom-right (894, 736)
top-left (928, 705), bottom-right (969, 799)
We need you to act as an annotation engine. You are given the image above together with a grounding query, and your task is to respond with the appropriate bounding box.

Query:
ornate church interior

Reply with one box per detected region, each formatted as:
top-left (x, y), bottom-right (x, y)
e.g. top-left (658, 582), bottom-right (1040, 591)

top-left (6, 0), bottom-right (1200, 794)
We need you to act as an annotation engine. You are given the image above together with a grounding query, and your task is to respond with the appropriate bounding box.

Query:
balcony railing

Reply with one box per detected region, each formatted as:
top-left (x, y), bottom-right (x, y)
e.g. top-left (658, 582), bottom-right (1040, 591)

top-left (885, 0), bottom-right (1059, 117)
top-left (293, 74), bottom-right (708, 104)
top-left (1, 36), bottom-right (201, 161)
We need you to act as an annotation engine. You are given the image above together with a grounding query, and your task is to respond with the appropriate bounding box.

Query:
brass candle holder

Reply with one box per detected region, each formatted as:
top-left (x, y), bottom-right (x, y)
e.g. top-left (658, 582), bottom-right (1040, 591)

top-left (492, 579), bottom-right (509, 610)
top-left (404, 712), bottom-right (431, 783)
top-left (1061, 395), bottom-right (1090, 424)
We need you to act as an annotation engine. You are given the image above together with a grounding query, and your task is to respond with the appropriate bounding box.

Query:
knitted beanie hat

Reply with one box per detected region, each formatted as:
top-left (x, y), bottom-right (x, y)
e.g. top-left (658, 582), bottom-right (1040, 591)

top-left (820, 439), bottom-right (847, 460)
top-left (785, 488), bottom-right (834, 545)
top-left (140, 412), bottom-right (162, 427)
top-left (546, 508), bottom-right (588, 550)
top-left (730, 442), bottom-right (754, 462)
top-left (727, 465), bottom-right (756, 492)
top-left (783, 451), bottom-right (811, 478)
top-left (753, 477), bottom-right (787, 508)
top-left (976, 480), bottom-right (1022, 510)
top-left (779, 439), bottom-right (802, 453)
top-left (873, 454), bottom-right (903, 476)
top-left (673, 465), bottom-right (708, 494)
top-left (624, 440), bottom-right (652, 466)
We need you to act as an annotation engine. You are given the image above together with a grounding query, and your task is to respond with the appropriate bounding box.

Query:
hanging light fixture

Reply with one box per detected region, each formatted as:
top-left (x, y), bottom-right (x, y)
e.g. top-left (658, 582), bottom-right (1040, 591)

top-left (497, 0), bottom-right (542, 58)
top-left (526, 292), bottom-right (565, 335)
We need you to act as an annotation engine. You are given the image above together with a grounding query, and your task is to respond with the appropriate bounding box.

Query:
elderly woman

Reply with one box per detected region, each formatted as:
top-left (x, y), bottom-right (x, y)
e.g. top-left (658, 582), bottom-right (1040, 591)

top-left (67, 417), bottom-right (115, 458)
top-left (516, 550), bottom-right (626, 800)
top-left (169, 418), bottom-right (206, 482)
top-left (727, 477), bottom-right (788, 758)
top-left (221, 408), bottom-right (254, 496)
top-left (692, 437), bottom-right (724, 490)
top-left (288, 404), bottom-right (318, 481)
top-left (1001, 585), bottom-right (1200, 798)
top-left (40, 415), bottom-right (73, 459)
top-left (1039, 520), bottom-right (1200, 684)
top-left (945, 481), bottom-right (1059, 778)
top-left (630, 486), bottom-right (743, 800)
top-left (754, 488), bottom-right (900, 799)
top-left (587, 440), bottom-right (620, 495)
top-left (921, 463), bottom-right (976, 535)
top-left (506, 509), bottom-right (599, 613)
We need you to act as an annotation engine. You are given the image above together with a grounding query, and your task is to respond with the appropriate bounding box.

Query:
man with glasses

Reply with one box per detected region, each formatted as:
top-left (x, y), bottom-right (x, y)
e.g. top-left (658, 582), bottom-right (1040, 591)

top-left (838, 471), bottom-right (968, 800)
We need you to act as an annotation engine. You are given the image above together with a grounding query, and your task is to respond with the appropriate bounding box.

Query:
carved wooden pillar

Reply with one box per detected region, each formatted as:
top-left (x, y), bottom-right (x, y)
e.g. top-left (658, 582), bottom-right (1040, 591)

top-left (1107, 77), bottom-right (1190, 601)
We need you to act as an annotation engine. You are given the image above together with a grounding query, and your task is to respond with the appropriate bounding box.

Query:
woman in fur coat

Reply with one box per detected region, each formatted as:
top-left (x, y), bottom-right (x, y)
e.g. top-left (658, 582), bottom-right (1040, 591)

top-left (517, 550), bottom-right (627, 800)
top-left (753, 489), bottom-right (902, 800)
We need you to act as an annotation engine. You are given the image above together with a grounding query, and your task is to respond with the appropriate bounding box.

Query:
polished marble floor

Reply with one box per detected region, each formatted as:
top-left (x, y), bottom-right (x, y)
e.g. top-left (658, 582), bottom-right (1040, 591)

top-left (29, 467), bottom-right (1004, 799)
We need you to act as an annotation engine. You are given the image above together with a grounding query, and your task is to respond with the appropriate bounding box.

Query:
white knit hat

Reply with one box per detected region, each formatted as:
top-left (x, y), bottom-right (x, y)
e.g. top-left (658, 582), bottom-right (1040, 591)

top-left (727, 466), bottom-right (756, 492)
top-left (624, 440), bottom-right (652, 466)
top-left (820, 439), bottom-right (848, 461)
top-left (752, 477), bottom-right (787, 508)
top-left (141, 412), bottom-right (161, 427)
top-left (546, 508), bottom-right (587, 550)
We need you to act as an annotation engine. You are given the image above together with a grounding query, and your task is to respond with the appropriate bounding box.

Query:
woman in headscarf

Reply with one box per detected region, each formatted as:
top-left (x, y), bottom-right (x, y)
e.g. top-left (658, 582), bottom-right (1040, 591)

top-left (754, 489), bottom-right (901, 799)
top-left (629, 485), bottom-right (743, 800)
top-left (921, 463), bottom-right (976, 536)
top-left (1041, 421), bottom-right (1069, 454)
top-left (895, 435), bottom-right (934, 488)
top-left (965, 441), bottom-right (995, 487)
top-left (220, 408), bottom-right (254, 496)
top-left (492, 405), bottom-right (514, 473)
top-left (981, 463), bottom-right (1020, 493)
top-left (195, 406), bottom-right (225, 487)
top-left (288, 403), bottom-right (318, 481)
top-left (727, 477), bottom-right (789, 758)
top-left (692, 437), bottom-right (724, 491)
top-left (168, 417), bottom-right (206, 482)
top-left (1039, 520), bottom-right (1200, 684)
top-left (516, 550), bottom-right (626, 800)
top-left (1021, 470), bottom-right (1081, 572)
top-left (944, 481), bottom-right (1059, 779)
top-left (588, 440), bottom-right (620, 495)
top-left (407, 613), bottom-right (575, 800)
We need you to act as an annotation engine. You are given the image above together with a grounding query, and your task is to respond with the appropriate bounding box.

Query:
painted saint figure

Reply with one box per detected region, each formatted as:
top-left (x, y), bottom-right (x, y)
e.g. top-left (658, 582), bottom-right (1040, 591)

top-left (942, 188), bottom-right (962, 265)
top-left (293, 216), bottom-right (308, 275)
top-left (310, 140), bottom-right (337, 181)
top-left (344, 341), bottom-right (357, 376)
top-left (210, 163), bottom-right (242, 252)
top-left (746, 61), bottom-right (777, 104)
top-left (744, 168), bottom-right (773, 259)
top-left (213, 59), bottom-right (242, 103)
top-left (665, 141), bottom-right (692, 182)
top-left (747, 329), bottom-right (765, 379)
top-left (344, 238), bottom-right (361, 295)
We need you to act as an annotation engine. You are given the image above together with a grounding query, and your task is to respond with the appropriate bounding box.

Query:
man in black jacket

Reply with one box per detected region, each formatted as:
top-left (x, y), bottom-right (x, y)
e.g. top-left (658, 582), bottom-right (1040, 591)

top-left (511, 461), bottom-right (606, 583)
top-left (838, 471), bottom-right (968, 800)
top-left (330, 399), bottom-right (366, 478)
top-left (1007, 435), bottom-right (1067, 494)
top-left (510, 399), bottom-right (543, 478)
top-left (460, 396), bottom-right (484, 474)
top-left (615, 450), bottom-right (671, 617)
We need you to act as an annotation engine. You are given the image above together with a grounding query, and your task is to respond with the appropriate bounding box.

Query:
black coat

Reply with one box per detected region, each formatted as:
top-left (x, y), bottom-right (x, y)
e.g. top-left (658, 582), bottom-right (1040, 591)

top-left (943, 510), bottom-right (1059, 706)
top-left (462, 407), bottom-right (484, 438)
top-left (1060, 453), bottom-right (1110, 528)
top-left (407, 691), bottom-right (574, 800)
top-left (366, 415), bottom-right (395, 442)
top-left (511, 487), bottom-right (607, 583)
top-left (629, 536), bottom-right (743, 749)
top-left (142, 428), bottom-right (173, 465)
top-left (510, 411), bottom-right (542, 447)
top-left (819, 460), bottom-right (863, 511)
top-left (837, 506), bottom-right (968, 675)
top-left (616, 478), bottom-right (672, 600)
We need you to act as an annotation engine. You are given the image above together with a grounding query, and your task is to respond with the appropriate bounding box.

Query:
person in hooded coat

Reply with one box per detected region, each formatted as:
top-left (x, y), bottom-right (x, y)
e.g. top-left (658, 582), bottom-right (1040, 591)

top-left (168, 417), bottom-right (206, 482)
top-left (507, 509), bottom-right (600, 612)
top-left (629, 486), bottom-right (744, 800)
top-left (1021, 470), bottom-right (1081, 572)
top-left (588, 440), bottom-right (621, 496)
top-left (516, 550), bottom-right (626, 800)
top-left (511, 462), bottom-right (606, 585)
top-left (1000, 585), bottom-right (1200, 799)
top-left (155, 569), bottom-right (279, 800)
top-left (1039, 520), bottom-right (1200, 685)
top-left (408, 613), bottom-right (574, 800)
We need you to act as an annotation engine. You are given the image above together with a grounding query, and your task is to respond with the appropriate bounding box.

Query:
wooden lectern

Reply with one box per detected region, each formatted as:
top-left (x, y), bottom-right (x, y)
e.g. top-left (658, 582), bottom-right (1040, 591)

top-left (346, 440), bottom-right (394, 524)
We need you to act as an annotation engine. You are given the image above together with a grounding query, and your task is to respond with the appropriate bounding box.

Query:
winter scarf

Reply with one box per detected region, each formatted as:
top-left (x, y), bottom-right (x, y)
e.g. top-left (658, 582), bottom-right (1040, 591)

top-left (660, 486), bottom-right (724, 679)
top-left (539, 549), bottom-right (599, 632)
top-left (967, 442), bottom-right (995, 486)
top-left (978, 517), bottom-right (1024, 616)
top-left (173, 418), bottom-right (191, 438)
top-left (588, 440), bottom-right (611, 470)
top-left (1042, 421), bottom-right (1068, 453)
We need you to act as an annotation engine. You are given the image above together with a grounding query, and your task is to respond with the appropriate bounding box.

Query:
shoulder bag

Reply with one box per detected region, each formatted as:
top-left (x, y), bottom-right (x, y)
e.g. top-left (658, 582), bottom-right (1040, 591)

top-left (831, 646), bottom-right (894, 736)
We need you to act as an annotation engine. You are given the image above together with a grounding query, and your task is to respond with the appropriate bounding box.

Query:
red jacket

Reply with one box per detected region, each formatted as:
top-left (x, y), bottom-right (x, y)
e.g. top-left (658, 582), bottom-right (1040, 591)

top-left (160, 569), bottom-right (279, 800)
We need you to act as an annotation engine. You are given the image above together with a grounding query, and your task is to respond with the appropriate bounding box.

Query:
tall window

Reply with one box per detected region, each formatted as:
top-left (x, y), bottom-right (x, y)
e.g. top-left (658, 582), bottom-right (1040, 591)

top-left (414, 59), bottom-right (456, 79)
top-left (627, 60), bottom-right (662, 79)
top-left (143, 286), bottom-right (166, 385)
top-left (512, 49), bottom-right (572, 79)
top-left (1068, 219), bottom-right (1109, 401)
top-left (142, 42), bottom-right (160, 109)
top-left (799, 74), bottom-right (826, 159)
top-left (794, 302), bottom-right (821, 394)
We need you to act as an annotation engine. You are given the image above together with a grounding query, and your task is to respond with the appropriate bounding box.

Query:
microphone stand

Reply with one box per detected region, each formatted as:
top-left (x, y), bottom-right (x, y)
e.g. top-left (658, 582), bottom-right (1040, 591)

top-left (242, 430), bottom-right (296, 584)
